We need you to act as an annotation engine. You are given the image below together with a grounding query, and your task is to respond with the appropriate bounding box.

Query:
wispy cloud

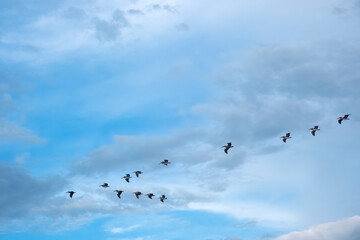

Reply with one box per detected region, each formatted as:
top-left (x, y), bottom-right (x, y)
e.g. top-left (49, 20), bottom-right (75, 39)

top-left (276, 216), bottom-right (360, 240)
top-left (106, 224), bottom-right (141, 234)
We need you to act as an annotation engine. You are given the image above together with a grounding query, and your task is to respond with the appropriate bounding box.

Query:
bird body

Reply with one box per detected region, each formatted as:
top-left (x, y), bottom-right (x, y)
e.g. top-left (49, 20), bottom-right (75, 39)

top-left (160, 159), bottom-right (171, 166)
top-left (66, 191), bottom-right (75, 198)
top-left (159, 194), bottom-right (167, 202)
top-left (281, 132), bottom-right (291, 143)
top-left (123, 174), bottom-right (132, 183)
top-left (146, 193), bottom-right (155, 199)
top-left (309, 125), bottom-right (320, 136)
top-left (338, 114), bottom-right (350, 124)
top-left (222, 142), bottom-right (234, 154)
top-left (100, 183), bottom-right (109, 188)
top-left (114, 190), bottom-right (124, 199)
top-left (134, 191), bottom-right (142, 199)
top-left (134, 171), bottom-right (142, 178)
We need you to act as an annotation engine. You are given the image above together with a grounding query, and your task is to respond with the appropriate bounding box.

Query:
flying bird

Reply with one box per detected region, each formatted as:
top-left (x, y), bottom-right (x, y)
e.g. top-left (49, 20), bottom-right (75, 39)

top-left (133, 171), bottom-right (142, 178)
top-left (159, 194), bottom-right (167, 203)
top-left (309, 125), bottom-right (320, 136)
top-left (338, 114), bottom-right (350, 124)
top-left (114, 190), bottom-right (124, 199)
top-left (160, 159), bottom-right (171, 166)
top-left (66, 191), bottom-right (75, 198)
top-left (134, 191), bottom-right (142, 199)
top-left (146, 193), bottom-right (155, 199)
top-left (222, 142), bottom-right (234, 154)
top-left (100, 183), bottom-right (109, 188)
top-left (122, 174), bottom-right (132, 183)
top-left (281, 132), bottom-right (291, 143)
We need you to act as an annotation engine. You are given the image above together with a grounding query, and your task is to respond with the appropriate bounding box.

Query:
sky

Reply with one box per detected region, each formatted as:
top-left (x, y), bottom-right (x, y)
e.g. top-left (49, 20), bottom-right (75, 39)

top-left (1, 0), bottom-right (360, 239)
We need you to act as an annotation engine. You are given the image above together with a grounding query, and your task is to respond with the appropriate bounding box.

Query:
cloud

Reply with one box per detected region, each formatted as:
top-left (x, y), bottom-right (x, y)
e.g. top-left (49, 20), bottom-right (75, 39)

top-left (127, 9), bottom-right (143, 15)
top-left (95, 10), bottom-right (129, 42)
top-left (0, 118), bottom-right (43, 143)
top-left (0, 163), bottom-right (67, 227)
top-left (106, 224), bottom-right (141, 234)
top-left (276, 216), bottom-right (360, 240)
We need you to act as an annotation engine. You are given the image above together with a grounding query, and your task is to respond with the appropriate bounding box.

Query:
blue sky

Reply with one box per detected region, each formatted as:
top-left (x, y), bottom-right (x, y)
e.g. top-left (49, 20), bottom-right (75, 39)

top-left (1, 0), bottom-right (360, 239)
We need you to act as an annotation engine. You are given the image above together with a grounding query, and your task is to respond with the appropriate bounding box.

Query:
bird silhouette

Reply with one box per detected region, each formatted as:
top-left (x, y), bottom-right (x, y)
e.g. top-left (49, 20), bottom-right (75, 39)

top-left (159, 194), bottom-right (167, 203)
top-left (146, 193), bottom-right (155, 199)
top-left (122, 174), bottom-right (132, 183)
top-left (134, 191), bottom-right (142, 199)
top-left (309, 126), bottom-right (320, 136)
top-left (133, 171), bottom-right (142, 178)
top-left (66, 191), bottom-right (75, 198)
top-left (114, 190), bottom-right (124, 199)
top-left (222, 142), bottom-right (233, 154)
top-left (338, 114), bottom-right (350, 124)
top-left (281, 132), bottom-right (291, 143)
top-left (100, 183), bottom-right (109, 188)
top-left (160, 159), bottom-right (171, 166)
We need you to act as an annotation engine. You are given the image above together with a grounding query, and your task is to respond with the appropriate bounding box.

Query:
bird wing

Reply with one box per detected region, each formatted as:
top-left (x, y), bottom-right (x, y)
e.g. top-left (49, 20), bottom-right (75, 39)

top-left (224, 148), bottom-right (228, 154)
top-left (70, 192), bottom-right (74, 198)
top-left (283, 138), bottom-right (286, 143)
top-left (117, 192), bottom-right (121, 198)
top-left (314, 126), bottom-right (318, 129)
top-left (126, 178), bottom-right (130, 183)
top-left (344, 114), bottom-right (350, 118)
top-left (311, 130), bottom-right (315, 136)
top-left (338, 119), bottom-right (342, 124)
top-left (286, 133), bottom-right (290, 137)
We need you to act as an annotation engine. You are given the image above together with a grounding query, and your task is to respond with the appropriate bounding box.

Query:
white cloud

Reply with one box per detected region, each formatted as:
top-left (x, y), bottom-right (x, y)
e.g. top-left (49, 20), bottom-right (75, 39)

top-left (276, 216), bottom-right (360, 240)
top-left (106, 224), bottom-right (141, 234)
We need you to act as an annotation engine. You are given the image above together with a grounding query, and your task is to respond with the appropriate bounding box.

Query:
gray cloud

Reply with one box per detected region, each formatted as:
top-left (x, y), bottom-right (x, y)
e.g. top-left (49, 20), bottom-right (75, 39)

top-left (276, 216), bottom-right (360, 240)
top-left (191, 41), bottom-right (360, 147)
top-left (127, 9), bottom-right (143, 15)
top-left (94, 10), bottom-right (129, 42)
top-left (151, 4), bottom-right (177, 13)
top-left (0, 163), bottom-right (67, 229)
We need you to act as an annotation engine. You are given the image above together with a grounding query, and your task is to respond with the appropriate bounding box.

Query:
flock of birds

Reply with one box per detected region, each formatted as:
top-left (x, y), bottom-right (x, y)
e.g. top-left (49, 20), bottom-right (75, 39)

top-left (66, 114), bottom-right (351, 202)
top-left (66, 160), bottom-right (171, 202)
top-left (280, 114), bottom-right (351, 143)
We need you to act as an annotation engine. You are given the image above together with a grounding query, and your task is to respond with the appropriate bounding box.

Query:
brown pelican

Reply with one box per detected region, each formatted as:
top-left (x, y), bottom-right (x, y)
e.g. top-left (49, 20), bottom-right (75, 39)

top-left (222, 142), bottom-right (233, 154)
top-left (146, 193), bottom-right (155, 199)
top-left (281, 132), bottom-right (291, 143)
top-left (133, 171), bottom-right (142, 178)
top-left (122, 174), bottom-right (132, 183)
top-left (134, 191), bottom-right (142, 199)
top-left (100, 183), bottom-right (109, 188)
top-left (338, 114), bottom-right (350, 124)
top-left (114, 190), bottom-right (124, 199)
top-left (309, 125), bottom-right (320, 136)
top-left (160, 159), bottom-right (171, 166)
top-left (159, 194), bottom-right (167, 203)
top-left (66, 191), bottom-right (75, 198)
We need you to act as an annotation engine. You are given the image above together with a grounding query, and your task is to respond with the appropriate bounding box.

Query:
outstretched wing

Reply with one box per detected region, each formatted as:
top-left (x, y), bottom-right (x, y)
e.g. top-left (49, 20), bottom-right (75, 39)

top-left (338, 119), bottom-right (342, 124)
top-left (224, 148), bottom-right (228, 154)
top-left (314, 125), bottom-right (319, 129)
top-left (286, 133), bottom-right (290, 137)
top-left (311, 130), bottom-right (315, 136)
top-left (283, 138), bottom-right (286, 143)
